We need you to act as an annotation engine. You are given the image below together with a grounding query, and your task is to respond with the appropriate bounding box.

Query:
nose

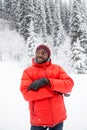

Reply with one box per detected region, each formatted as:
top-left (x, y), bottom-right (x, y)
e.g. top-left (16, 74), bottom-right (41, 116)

top-left (36, 52), bottom-right (43, 57)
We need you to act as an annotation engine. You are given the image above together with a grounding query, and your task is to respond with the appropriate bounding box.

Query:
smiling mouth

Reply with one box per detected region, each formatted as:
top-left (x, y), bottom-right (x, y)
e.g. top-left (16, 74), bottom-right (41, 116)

top-left (36, 57), bottom-right (44, 63)
top-left (37, 57), bottom-right (43, 61)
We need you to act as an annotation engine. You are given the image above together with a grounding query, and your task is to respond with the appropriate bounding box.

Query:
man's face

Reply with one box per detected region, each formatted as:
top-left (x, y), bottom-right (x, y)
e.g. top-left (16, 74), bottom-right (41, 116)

top-left (35, 49), bottom-right (49, 64)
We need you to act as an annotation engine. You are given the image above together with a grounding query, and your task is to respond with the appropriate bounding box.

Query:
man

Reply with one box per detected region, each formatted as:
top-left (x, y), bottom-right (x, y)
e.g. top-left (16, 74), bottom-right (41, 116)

top-left (20, 44), bottom-right (74, 130)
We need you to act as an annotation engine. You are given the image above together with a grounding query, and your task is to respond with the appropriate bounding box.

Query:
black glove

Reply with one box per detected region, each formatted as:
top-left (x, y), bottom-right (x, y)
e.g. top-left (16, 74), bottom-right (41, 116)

top-left (58, 92), bottom-right (71, 97)
top-left (64, 93), bottom-right (71, 97)
top-left (27, 78), bottom-right (50, 91)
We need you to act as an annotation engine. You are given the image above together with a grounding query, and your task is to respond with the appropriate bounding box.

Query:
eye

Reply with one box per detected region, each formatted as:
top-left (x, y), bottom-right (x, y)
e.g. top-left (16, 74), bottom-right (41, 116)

top-left (36, 50), bottom-right (40, 54)
top-left (42, 52), bottom-right (47, 55)
top-left (36, 49), bottom-right (48, 56)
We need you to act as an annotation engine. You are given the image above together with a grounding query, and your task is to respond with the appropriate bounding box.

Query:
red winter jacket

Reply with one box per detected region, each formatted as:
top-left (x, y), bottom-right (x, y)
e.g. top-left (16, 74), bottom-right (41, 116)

top-left (20, 59), bottom-right (74, 127)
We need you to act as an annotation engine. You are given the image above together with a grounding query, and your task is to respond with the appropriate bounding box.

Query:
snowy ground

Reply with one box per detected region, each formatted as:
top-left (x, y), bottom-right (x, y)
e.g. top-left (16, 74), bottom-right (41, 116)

top-left (0, 62), bottom-right (87, 130)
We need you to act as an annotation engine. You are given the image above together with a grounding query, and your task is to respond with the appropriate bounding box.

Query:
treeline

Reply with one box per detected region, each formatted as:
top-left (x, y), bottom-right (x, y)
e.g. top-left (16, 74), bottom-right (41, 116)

top-left (0, 0), bottom-right (87, 73)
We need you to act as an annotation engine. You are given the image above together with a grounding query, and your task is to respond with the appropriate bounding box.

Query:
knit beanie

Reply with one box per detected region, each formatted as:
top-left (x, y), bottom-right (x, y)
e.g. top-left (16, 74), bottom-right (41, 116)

top-left (36, 44), bottom-right (51, 57)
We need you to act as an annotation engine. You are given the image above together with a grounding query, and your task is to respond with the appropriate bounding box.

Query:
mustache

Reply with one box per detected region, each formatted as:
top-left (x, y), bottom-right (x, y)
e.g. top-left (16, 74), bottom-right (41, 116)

top-left (37, 56), bottom-right (43, 58)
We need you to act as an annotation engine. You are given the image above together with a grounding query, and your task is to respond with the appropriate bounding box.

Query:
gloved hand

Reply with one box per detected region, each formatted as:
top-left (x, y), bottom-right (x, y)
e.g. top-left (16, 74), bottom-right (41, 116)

top-left (58, 92), bottom-right (71, 97)
top-left (64, 93), bottom-right (71, 97)
top-left (27, 78), bottom-right (50, 91)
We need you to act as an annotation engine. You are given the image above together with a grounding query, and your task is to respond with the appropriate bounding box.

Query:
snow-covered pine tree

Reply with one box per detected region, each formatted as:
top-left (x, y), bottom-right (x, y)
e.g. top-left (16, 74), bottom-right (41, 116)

top-left (68, 0), bottom-right (73, 35)
top-left (26, 20), bottom-right (38, 57)
top-left (44, 0), bottom-right (53, 35)
top-left (0, 0), bottom-right (2, 18)
top-left (33, 0), bottom-right (40, 34)
top-left (53, 0), bottom-right (60, 46)
top-left (10, 0), bottom-right (20, 31)
top-left (60, 1), bottom-right (70, 34)
top-left (70, 0), bottom-right (82, 44)
top-left (60, 1), bottom-right (65, 29)
top-left (18, 0), bottom-right (33, 41)
top-left (37, 0), bottom-right (47, 42)
top-left (70, 38), bottom-right (87, 74)
top-left (53, 0), bottom-right (65, 47)
top-left (49, 0), bottom-right (55, 25)
top-left (70, 0), bottom-right (87, 73)
top-left (3, 0), bottom-right (12, 20)
top-left (79, 0), bottom-right (87, 51)
top-left (82, 0), bottom-right (87, 27)
top-left (79, 24), bottom-right (87, 53)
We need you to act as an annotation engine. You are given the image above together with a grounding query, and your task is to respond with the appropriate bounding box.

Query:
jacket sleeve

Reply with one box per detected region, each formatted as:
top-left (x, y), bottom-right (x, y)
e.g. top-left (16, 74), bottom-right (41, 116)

top-left (20, 70), bottom-right (54, 101)
top-left (49, 66), bottom-right (74, 94)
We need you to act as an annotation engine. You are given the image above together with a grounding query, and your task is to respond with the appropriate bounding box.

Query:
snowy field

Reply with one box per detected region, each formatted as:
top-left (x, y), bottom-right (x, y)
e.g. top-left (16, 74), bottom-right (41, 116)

top-left (0, 62), bottom-right (87, 130)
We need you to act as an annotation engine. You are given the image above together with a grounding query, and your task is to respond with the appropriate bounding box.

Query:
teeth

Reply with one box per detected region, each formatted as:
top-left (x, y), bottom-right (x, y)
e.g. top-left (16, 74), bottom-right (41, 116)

top-left (38, 58), bottom-right (42, 60)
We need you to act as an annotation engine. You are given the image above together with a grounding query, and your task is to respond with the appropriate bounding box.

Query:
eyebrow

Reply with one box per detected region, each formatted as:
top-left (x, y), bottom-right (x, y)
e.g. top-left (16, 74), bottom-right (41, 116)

top-left (37, 49), bottom-right (47, 52)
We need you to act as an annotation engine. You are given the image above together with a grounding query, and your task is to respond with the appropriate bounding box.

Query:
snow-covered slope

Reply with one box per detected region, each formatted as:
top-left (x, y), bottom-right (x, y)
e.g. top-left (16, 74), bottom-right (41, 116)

top-left (0, 19), bottom-right (26, 66)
